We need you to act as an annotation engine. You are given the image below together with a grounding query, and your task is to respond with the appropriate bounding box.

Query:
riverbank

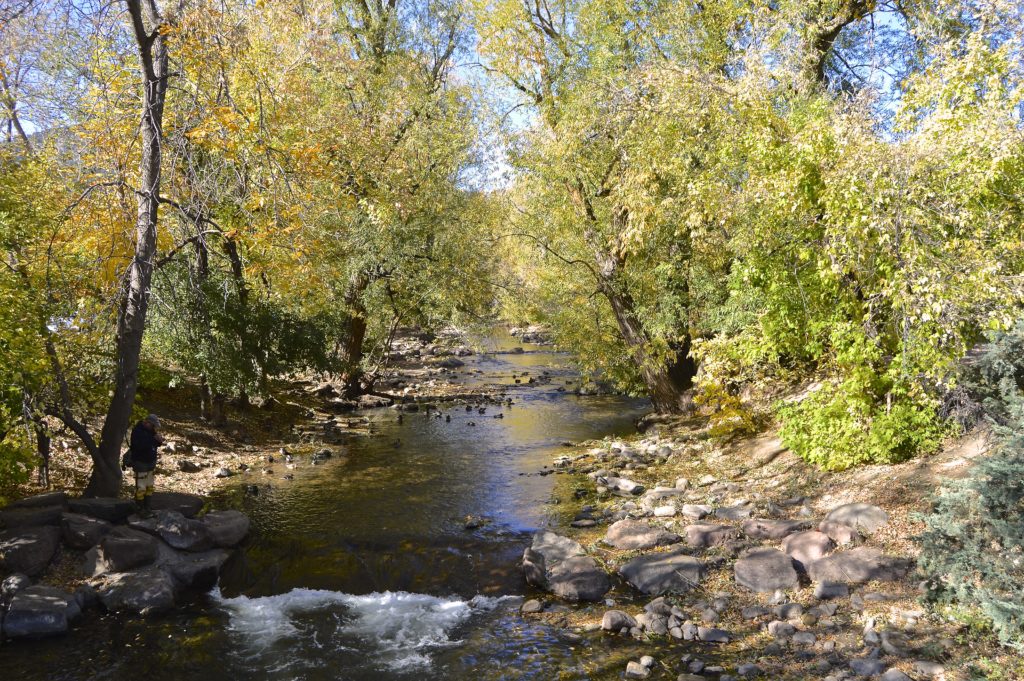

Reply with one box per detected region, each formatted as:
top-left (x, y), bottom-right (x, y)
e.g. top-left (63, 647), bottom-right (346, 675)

top-left (526, 416), bottom-right (1019, 680)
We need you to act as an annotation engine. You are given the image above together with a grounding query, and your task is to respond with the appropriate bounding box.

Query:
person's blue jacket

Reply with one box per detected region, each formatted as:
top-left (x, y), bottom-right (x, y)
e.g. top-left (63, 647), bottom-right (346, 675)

top-left (129, 421), bottom-right (160, 472)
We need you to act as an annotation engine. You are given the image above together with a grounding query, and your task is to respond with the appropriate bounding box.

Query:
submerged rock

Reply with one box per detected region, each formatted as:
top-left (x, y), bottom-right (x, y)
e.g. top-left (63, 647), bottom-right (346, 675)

top-left (201, 510), bottom-right (250, 548)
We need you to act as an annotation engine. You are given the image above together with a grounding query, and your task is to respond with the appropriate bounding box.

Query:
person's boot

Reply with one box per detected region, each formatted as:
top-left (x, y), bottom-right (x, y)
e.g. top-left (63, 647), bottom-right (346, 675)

top-left (139, 495), bottom-right (154, 518)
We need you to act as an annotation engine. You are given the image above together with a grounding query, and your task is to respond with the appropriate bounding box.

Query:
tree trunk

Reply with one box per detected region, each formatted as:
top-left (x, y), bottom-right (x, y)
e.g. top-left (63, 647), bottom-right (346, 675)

top-left (199, 374), bottom-right (212, 420)
top-left (211, 392), bottom-right (227, 427)
top-left (340, 272), bottom-right (370, 398)
top-left (86, 0), bottom-right (169, 497)
top-left (33, 417), bottom-right (50, 488)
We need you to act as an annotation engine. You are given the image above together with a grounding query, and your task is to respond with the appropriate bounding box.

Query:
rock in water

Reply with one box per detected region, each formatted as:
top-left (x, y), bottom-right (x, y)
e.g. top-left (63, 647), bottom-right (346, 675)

top-left (3, 585), bottom-right (79, 638)
top-left (155, 543), bottom-right (231, 590)
top-left (619, 548), bottom-right (704, 595)
top-left (604, 519), bottom-right (681, 550)
top-left (0, 526), bottom-right (60, 576)
top-left (92, 566), bottom-right (177, 614)
top-left (807, 547), bottom-right (911, 584)
top-left (734, 547), bottom-right (799, 593)
top-left (824, 503), bottom-right (889, 534)
top-left (522, 531), bottom-right (610, 601)
top-left (201, 510), bottom-right (250, 547)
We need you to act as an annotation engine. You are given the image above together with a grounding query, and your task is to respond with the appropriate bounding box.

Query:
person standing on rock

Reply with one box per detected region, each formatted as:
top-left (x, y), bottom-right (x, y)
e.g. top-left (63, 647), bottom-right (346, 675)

top-left (128, 414), bottom-right (163, 515)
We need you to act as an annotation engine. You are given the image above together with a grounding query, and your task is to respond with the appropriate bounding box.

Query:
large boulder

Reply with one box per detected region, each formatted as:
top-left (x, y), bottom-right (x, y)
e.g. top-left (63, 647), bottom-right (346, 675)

top-left (685, 524), bottom-right (739, 549)
top-left (734, 547), bottom-right (799, 593)
top-left (807, 547), bottom-right (911, 585)
top-left (7, 492), bottom-right (68, 510)
top-left (135, 511), bottom-right (213, 552)
top-left (741, 519), bottom-right (809, 540)
top-left (824, 503), bottom-right (889, 535)
top-left (92, 566), bottom-right (177, 614)
top-left (68, 498), bottom-right (136, 523)
top-left (155, 542), bottom-right (231, 590)
top-left (604, 519), bottom-right (680, 551)
top-left (522, 531), bottom-right (610, 602)
top-left (782, 531), bottom-right (834, 569)
top-left (3, 585), bottom-right (79, 638)
top-left (1, 573), bottom-right (31, 604)
top-left (90, 527), bottom-right (158, 574)
top-left (149, 492), bottom-right (204, 519)
top-left (201, 510), bottom-right (250, 548)
top-left (0, 505), bottom-right (64, 529)
top-left (619, 548), bottom-right (704, 595)
top-left (0, 526), bottom-right (60, 576)
top-left (61, 513), bottom-right (113, 550)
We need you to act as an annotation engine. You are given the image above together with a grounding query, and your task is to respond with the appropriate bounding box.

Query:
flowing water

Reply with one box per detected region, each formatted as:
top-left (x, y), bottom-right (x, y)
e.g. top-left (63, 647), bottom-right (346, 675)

top-left (2, 336), bottom-right (679, 680)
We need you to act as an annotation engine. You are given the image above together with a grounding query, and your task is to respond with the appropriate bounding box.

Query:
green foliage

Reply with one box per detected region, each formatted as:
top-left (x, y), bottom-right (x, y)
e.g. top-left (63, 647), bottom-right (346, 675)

top-left (918, 322), bottom-right (1024, 650)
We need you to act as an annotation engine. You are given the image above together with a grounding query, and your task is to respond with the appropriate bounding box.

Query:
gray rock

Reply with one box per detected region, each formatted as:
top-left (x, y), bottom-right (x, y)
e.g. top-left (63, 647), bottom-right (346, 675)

top-left (793, 631), bottom-right (817, 646)
top-left (521, 599), bottom-right (543, 613)
top-left (814, 581), bottom-right (850, 600)
top-left (213, 467), bottom-right (233, 478)
top-left (807, 547), bottom-right (911, 585)
top-left (602, 609), bottom-right (637, 631)
top-left (177, 459), bottom-right (203, 473)
top-left (819, 520), bottom-right (859, 545)
top-left (685, 524), bottom-right (739, 549)
top-left (697, 627), bottom-right (731, 643)
top-left (880, 671), bottom-right (913, 681)
top-left (715, 504), bottom-right (753, 521)
top-left (200, 510), bottom-right (250, 548)
top-left (768, 620), bottom-right (796, 637)
top-left (619, 548), bottom-right (703, 595)
top-left (783, 530), bottom-right (834, 568)
top-left (682, 621), bottom-right (698, 640)
top-left (3, 585), bottom-right (79, 638)
top-left (2, 573), bottom-right (31, 602)
top-left (522, 531), bottom-right (609, 601)
top-left (0, 505), bottom-right (64, 528)
top-left (681, 504), bottom-right (713, 520)
top-left (825, 503), bottom-right (889, 534)
top-left (741, 605), bottom-right (770, 619)
top-left (774, 602), bottom-right (803, 619)
top-left (7, 492), bottom-right (68, 509)
top-left (91, 566), bottom-right (177, 614)
top-left (601, 476), bottom-right (645, 496)
top-left (0, 526), bottom-right (60, 576)
top-left (625, 661), bottom-right (650, 679)
top-left (741, 519), bottom-right (808, 540)
top-left (913, 660), bottom-right (945, 678)
top-left (149, 492), bottom-right (204, 518)
top-left (734, 547), bottom-right (799, 593)
top-left (737, 663), bottom-right (762, 678)
top-left (849, 658), bottom-right (886, 677)
top-left (604, 519), bottom-right (681, 550)
top-left (155, 511), bottom-right (214, 552)
top-left (61, 513), bottom-right (112, 550)
top-left (67, 497), bottom-right (136, 523)
top-left (157, 545), bottom-right (231, 590)
top-left (95, 527), bottom-right (158, 574)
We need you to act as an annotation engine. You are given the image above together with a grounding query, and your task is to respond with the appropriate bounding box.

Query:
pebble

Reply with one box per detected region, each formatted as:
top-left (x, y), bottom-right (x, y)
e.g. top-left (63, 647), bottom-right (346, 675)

top-left (625, 661), bottom-right (650, 679)
top-left (640, 655), bottom-right (655, 668)
top-left (520, 599), bottom-right (543, 614)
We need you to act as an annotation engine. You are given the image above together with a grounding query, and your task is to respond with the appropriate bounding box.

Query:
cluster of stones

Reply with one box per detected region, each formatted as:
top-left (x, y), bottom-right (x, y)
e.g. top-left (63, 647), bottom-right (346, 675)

top-left (522, 440), bottom-right (947, 680)
top-left (0, 490), bottom-right (249, 640)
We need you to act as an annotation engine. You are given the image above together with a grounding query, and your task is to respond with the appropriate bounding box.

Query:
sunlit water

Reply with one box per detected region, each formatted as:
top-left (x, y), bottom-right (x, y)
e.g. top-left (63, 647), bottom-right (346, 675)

top-left (2, 336), bottom-right (682, 680)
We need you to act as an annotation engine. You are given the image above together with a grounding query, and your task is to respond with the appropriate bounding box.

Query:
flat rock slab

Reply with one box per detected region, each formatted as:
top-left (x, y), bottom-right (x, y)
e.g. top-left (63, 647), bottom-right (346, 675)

top-left (68, 498), bottom-right (136, 523)
top-left (680, 505), bottom-right (712, 520)
top-left (715, 504), bottom-right (753, 521)
top-left (149, 492), bottom-right (204, 519)
top-left (3, 585), bottom-right (79, 638)
top-left (685, 524), bottom-right (739, 549)
top-left (604, 519), bottom-right (680, 550)
top-left (819, 520), bottom-right (859, 545)
top-left (0, 505), bottom-right (64, 528)
top-left (61, 513), bottom-right (113, 550)
top-left (0, 526), bottom-right (60, 576)
top-left (741, 519), bottom-right (809, 540)
top-left (782, 531), bottom-right (834, 568)
top-left (156, 543), bottom-right (230, 590)
top-left (201, 510), bottom-right (250, 548)
top-left (734, 547), bottom-right (799, 593)
top-left (807, 547), bottom-right (911, 584)
top-left (523, 531), bottom-right (609, 602)
top-left (92, 566), bottom-right (177, 614)
top-left (619, 548), bottom-right (703, 595)
top-left (7, 492), bottom-right (68, 509)
top-left (825, 503), bottom-right (889, 534)
top-left (141, 511), bottom-right (213, 552)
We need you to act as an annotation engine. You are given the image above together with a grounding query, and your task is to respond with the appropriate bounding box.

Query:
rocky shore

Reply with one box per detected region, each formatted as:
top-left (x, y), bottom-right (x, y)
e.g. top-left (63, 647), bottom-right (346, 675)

top-left (519, 425), bottom-right (997, 680)
top-left (0, 490), bottom-right (249, 640)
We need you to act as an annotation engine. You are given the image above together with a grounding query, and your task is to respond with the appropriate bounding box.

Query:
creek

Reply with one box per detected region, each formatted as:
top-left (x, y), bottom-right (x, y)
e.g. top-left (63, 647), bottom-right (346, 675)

top-left (1, 336), bottom-right (662, 680)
